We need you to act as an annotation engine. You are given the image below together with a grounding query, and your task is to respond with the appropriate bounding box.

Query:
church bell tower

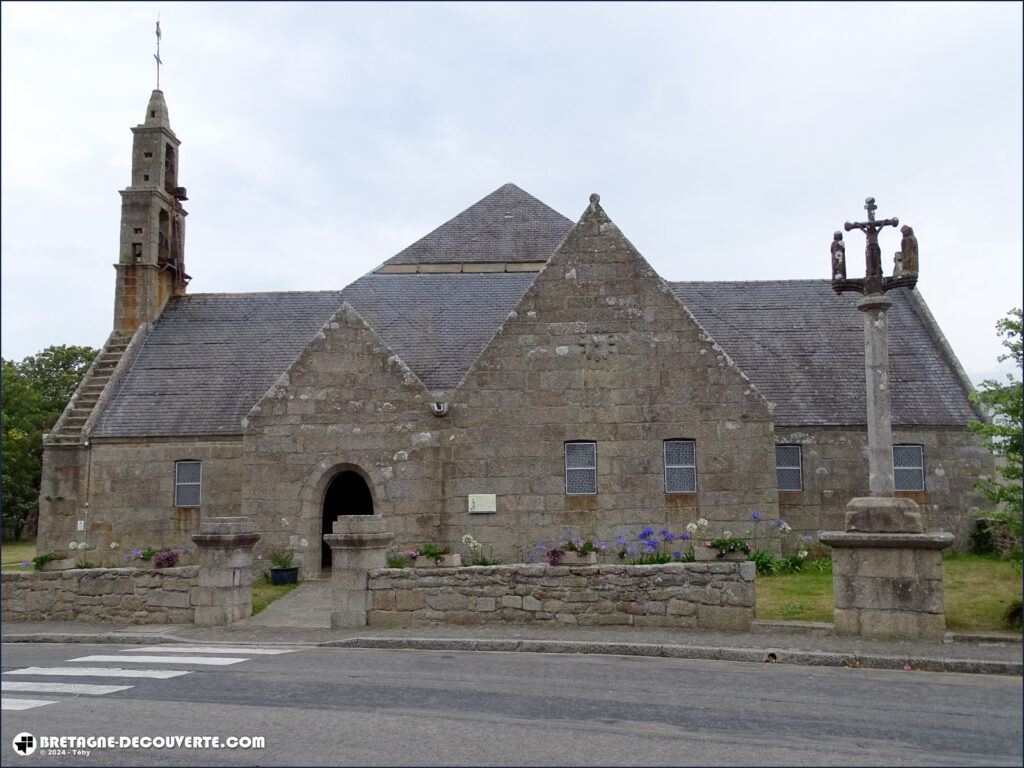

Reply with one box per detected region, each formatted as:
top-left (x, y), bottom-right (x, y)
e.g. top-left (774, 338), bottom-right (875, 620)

top-left (112, 88), bottom-right (190, 335)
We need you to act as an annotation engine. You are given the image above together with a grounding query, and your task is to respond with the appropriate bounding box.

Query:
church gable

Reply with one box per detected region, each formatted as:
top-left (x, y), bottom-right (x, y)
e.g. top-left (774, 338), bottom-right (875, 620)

top-left (241, 302), bottom-right (447, 573)
top-left (245, 301), bottom-right (431, 432)
top-left (448, 194), bottom-right (778, 545)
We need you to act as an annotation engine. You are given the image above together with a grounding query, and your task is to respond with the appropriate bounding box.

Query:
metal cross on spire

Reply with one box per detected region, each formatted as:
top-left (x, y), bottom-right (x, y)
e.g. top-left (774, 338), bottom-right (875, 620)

top-left (154, 18), bottom-right (163, 90)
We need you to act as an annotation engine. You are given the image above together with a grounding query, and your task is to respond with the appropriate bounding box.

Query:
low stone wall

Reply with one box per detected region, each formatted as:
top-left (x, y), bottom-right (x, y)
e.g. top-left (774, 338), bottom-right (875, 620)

top-left (367, 562), bottom-right (756, 630)
top-left (0, 566), bottom-right (199, 624)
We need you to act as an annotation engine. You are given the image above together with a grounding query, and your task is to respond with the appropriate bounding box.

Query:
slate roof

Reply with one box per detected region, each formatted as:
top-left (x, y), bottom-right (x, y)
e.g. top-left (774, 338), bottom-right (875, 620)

top-left (91, 186), bottom-right (979, 439)
top-left (92, 292), bottom-right (345, 437)
top-left (339, 272), bottom-right (536, 389)
top-left (381, 183), bottom-right (573, 266)
top-left (670, 281), bottom-right (980, 427)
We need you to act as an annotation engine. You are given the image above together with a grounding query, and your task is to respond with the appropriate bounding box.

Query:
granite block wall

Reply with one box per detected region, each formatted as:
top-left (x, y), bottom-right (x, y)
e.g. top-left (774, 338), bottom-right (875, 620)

top-left (366, 561), bottom-right (756, 631)
top-left (1, 566), bottom-right (198, 624)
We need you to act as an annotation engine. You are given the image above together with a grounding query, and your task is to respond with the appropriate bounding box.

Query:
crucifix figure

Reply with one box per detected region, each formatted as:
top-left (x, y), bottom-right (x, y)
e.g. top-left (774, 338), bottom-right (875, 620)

top-left (831, 197), bottom-right (920, 497)
top-left (832, 197), bottom-right (918, 296)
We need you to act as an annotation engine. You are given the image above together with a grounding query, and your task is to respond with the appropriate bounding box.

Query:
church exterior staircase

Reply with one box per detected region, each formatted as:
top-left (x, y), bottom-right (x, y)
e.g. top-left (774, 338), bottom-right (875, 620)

top-left (46, 334), bottom-right (131, 446)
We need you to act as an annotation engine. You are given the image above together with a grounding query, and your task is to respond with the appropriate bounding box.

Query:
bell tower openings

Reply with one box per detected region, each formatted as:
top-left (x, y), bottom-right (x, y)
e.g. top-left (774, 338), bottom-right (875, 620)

top-left (112, 88), bottom-right (190, 337)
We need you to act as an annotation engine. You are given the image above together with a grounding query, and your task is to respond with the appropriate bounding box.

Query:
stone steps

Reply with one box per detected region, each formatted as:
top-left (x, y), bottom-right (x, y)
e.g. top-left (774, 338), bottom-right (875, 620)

top-left (46, 336), bottom-right (130, 445)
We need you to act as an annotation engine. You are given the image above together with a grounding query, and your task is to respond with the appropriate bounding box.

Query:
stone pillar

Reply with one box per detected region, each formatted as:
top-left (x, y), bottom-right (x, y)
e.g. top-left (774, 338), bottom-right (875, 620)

top-left (820, 498), bottom-right (953, 641)
top-left (323, 516), bottom-right (393, 629)
top-left (857, 294), bottom-right (895, 496)
top-left (190, 516), bottom-right (261, 626)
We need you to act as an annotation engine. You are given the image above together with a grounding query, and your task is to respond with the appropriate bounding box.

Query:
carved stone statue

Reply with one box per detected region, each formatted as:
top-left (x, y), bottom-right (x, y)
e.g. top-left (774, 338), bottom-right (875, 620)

top-left (831, 231), bottom-right (846, 281)
top-left (895, 224), bottom-right (918, 277)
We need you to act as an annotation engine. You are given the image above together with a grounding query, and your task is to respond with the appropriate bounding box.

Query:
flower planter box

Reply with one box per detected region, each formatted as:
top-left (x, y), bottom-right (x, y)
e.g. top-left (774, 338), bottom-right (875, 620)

top-left (413, 553), bottom-right (461, 568)
top-left (40, 558), bottom-right (75, 572)
top-left (553, 552), bottom-right (598, 566)
top-left (694, 546), bottom-right (748, 562)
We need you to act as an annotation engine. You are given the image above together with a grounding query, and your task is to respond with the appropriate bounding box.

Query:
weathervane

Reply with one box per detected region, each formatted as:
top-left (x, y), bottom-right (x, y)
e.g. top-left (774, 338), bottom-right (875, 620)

top-left (831, 197), bottom-right (918, 296)
top-left (154, 18), bottom-right (162, 90)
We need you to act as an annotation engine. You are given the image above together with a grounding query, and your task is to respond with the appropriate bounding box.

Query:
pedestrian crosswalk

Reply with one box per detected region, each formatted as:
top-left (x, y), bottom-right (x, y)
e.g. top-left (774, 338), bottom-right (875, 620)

top-left (2, 644), bottom-right (296, 711)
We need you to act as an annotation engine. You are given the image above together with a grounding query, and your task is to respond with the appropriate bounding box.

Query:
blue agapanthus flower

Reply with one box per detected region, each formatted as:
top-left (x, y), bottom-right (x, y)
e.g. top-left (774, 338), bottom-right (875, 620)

top-left (749, 510), bottom-right (764, 521)
top-left (638, 527), bottom-right (655, 540)
top-left (672, 551), bottom-right (682, 559)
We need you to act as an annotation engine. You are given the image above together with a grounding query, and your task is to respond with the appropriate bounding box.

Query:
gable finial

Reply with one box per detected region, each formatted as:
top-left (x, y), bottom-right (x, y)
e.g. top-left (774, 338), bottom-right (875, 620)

top-left (154, 17), bottom-right (163, 90)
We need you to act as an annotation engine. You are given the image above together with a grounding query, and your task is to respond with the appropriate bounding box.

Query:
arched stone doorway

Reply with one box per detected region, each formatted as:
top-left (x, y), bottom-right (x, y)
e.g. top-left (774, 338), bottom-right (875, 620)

top-left (321, 470), bottom-right (374, 567)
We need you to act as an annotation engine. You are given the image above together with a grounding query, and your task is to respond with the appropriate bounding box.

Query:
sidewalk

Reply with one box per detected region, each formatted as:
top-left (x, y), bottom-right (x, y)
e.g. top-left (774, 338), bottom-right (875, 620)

top-left (3, 579), bottom-right (1020, 676)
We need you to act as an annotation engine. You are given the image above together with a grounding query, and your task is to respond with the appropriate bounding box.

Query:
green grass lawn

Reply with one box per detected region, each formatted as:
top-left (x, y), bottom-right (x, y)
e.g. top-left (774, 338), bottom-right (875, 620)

top-left (251, 575), bottom-right (299, 615)
top-left (1, 540), bottom-right (38, 570)
top-left (756, 553), bottom-right (1023, 633)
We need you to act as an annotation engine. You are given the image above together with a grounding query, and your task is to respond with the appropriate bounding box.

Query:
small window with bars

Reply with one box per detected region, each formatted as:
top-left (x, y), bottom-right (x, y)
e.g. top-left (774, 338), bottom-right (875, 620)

top-left (174, 460), bottom-right (202, 507)
top-left (775, 445), bottom-right (803, 491)
top-left (664, 439), bottom-right (697, 493)
top-left (893, 444), bottom-right (925, 491)
top-left (565, 441), bottom-right (597, 495)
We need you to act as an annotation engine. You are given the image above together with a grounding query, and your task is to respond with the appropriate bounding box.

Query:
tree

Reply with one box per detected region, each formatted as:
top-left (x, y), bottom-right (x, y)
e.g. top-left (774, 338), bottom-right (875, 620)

top-left (968, 308), bottom-right (1023, 539)
top-left (0, 345), bottom-right (98, 540)
top-left (17, 345), bottom-right (99, 413)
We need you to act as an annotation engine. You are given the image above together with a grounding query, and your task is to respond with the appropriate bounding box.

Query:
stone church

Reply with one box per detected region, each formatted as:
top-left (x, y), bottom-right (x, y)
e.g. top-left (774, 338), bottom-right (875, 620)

top-left (38, 89), bottom-right (992, 575)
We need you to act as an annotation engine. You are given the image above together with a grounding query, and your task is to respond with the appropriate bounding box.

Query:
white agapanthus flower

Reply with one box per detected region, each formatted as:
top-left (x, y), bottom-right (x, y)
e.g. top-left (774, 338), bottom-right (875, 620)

top-left (685, 522), bottom-right (698, 534)
top-left (799, 550), bottom-right (808, 559)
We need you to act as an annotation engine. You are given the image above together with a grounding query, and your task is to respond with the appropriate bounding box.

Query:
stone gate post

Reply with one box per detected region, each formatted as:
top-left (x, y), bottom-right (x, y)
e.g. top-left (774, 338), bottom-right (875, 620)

top-left (190, 516), bottom-right (261, 626)
top-left (323, 516), bottom-right (393, 629)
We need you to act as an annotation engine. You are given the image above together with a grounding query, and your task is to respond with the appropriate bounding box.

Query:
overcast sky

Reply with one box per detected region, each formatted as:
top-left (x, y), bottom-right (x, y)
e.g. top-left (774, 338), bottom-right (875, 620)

top-left (2, 2), bottom-right (1021, 387)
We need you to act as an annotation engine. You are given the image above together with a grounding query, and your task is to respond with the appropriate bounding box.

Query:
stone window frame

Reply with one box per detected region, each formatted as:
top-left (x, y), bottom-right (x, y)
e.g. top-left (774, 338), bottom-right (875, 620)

top-left (664, 439), bottom-right (697, 494)
top-left (174, 459), bottom-right (202, 507)
top-left (893, 444), bottom-right (925, 492)
top-left (564, 441), bottom-right (597, 495)
top-left (775, 444), bottom-right (803, 491)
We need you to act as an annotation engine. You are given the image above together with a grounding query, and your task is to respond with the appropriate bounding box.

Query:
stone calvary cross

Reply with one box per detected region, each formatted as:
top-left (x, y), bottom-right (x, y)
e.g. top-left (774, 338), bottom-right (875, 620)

top-left (822, 199), bottom-right (953, 641)
top-left (831, 197), bottom-right (919, 496)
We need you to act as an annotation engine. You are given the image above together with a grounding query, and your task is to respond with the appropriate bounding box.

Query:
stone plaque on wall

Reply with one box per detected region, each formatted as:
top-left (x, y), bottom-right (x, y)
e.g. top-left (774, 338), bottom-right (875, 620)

top-left (468, 494), bottom-right (497, 514)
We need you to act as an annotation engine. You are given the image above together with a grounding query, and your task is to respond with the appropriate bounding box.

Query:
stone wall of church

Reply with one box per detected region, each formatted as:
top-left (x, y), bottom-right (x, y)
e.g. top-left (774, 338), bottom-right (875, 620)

top-left (775, 425), bottom-right (993, 550)
top-left (38, 438), bottom-right (243, 557)
top-left (242, 305), bottom-right (449, 578)
top-left (439, 202), bottom-right (781, 560)
top-left (37, 445), bottom-right (91, 555)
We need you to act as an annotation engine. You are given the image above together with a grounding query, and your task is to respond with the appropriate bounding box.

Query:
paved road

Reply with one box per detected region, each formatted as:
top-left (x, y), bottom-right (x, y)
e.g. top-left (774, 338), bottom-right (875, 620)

top-left (2, 642), bottom-right (1021, 766)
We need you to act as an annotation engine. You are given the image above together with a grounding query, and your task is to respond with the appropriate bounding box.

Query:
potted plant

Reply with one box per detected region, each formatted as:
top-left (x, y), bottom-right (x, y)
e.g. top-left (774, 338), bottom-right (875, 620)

top-left (695, 536), bottom-right (753, 561)
top-left (21, 551), bottom-right (72, 572)
top-left (408, 544), bottom-right (461, 568)
top-left (559, 538), bottom-right (604, 565)
top-left (267, 547), bottom-right (299, 584)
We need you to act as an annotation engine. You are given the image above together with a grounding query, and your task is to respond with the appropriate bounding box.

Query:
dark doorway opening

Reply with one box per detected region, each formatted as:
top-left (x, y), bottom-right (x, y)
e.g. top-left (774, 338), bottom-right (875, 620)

top-left (321, 471), bottom-right (373, 567)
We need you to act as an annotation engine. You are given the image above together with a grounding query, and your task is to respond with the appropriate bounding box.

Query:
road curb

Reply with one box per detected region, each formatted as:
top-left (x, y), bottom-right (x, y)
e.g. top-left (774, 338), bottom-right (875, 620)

top-left (4, 632), bottom-right (1020, 676)
top-left (319, 636), bottom-right (1022, 676)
